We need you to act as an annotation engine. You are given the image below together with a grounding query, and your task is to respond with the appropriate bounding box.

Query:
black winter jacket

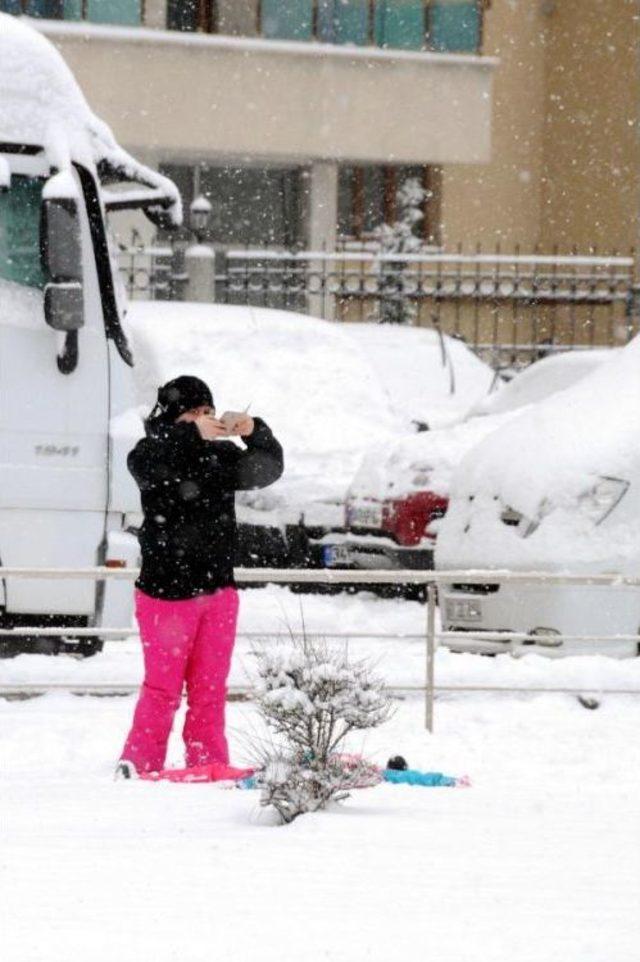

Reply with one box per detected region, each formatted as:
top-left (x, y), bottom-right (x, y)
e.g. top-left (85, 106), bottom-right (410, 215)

top-left (128, 416), bottom-right (284, 599)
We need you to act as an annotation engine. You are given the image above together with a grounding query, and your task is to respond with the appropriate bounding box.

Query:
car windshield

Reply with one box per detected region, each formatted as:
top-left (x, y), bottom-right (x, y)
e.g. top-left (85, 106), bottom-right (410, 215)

top-left (0, 173), bottom-right (46, 290)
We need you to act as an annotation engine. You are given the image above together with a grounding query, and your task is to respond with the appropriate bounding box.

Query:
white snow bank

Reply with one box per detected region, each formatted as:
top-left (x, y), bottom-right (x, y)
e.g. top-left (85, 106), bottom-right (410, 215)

top-left (468, 348), bottom-right (616, 417)
top-left (348, 349), bottom-right (611, 501)
top-left (457, 340), bottom-right (635, 514)
top-left (349, 412), bottom-right (515, 500)
top-left (1, 588), bottom-right (639, 962)
top-left (127, 302), bottom-right (399, 509)
top-left (127, 303), bottom-right (493, 512)
top-left (437, 335), bottom-right (640, 571)
top-left (127, 302), bottom-right (395, 451)
top-left (342, 323), bottom-right (494, 426)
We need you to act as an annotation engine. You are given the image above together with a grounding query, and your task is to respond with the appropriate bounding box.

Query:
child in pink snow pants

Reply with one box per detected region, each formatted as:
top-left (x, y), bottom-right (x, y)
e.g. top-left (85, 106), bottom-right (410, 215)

top-left (118, 375), bottom-right (283, 777)
top-left (122, 588), bottom-right (239, 773)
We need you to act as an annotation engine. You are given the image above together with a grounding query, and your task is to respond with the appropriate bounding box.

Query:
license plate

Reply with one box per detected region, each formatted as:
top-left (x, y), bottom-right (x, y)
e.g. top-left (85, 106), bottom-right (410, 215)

top-left (347, 502), bottom-right (383, 529)
top-left (322, 544), bottom-right (352, 567)
top-left (445, 598), bottom-right (482, 623)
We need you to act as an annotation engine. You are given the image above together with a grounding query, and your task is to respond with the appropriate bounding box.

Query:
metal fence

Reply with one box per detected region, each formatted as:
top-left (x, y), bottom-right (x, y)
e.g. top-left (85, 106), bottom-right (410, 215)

top-left (1, 566), bottom-right (639, 730)
top-left (118, 240), bottom-right (638, 369)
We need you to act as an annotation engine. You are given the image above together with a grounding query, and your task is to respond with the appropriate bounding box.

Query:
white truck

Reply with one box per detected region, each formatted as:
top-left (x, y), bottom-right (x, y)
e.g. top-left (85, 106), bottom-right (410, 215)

top-left (0, 14), bottom-right (181, 655)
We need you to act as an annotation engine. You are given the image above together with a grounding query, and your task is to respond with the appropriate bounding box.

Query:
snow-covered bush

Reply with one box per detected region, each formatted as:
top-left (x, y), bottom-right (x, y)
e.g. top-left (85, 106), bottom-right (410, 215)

top-left (377, 177), bottom-right (428, 325)
top-left (252, 638), bottom-right (392, 824)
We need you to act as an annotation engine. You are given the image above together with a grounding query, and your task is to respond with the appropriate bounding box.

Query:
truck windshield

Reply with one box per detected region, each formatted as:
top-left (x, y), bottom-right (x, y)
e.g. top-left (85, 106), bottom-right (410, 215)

top-left (0, 174), bottom-right (46, 289)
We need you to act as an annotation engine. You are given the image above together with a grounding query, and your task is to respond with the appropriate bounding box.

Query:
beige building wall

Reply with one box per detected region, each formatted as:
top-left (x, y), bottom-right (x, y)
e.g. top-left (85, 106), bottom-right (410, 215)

top-left (540, 0), bottom-right (639, 253)
top-left (440, 0), bottom-right (549, 249)
top-left (441, 0), bottom-right (639, 254)
top-left (40, 25), bottom-right (494, 167)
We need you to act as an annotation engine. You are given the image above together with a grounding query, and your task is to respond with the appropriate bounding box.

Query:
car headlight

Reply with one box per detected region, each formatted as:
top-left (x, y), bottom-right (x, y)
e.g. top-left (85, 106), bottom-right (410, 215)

top-left (578, 476), bottom-right (629, 525)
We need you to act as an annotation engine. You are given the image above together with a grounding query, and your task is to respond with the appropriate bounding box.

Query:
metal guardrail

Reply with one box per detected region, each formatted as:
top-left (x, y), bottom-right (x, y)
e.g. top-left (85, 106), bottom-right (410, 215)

top-left (1, 567), bottom-right (639, 728)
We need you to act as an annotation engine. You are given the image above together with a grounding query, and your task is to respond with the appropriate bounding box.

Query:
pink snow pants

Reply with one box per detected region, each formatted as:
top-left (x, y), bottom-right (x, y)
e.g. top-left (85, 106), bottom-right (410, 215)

top-left (121, 587), bottom-right (239, 774)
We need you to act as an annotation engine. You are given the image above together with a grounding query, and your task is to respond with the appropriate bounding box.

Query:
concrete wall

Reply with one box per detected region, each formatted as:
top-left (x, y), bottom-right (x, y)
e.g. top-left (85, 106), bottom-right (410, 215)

top-left (40, 24), bottom-right (495, 166)
top-left (216, 0), bottom-right (259, 37)
top-left (143, 0), bottom-right (166, 29)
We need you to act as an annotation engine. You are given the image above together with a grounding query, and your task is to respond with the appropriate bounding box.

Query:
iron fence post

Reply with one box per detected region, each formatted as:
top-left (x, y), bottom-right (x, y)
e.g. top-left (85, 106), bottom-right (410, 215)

top-left (426, 581), bottom-right (436, 732)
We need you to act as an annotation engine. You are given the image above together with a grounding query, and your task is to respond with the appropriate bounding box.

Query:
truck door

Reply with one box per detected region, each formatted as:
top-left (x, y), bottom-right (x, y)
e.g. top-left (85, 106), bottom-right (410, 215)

top-left (0, 157), bottom-right (109, 616)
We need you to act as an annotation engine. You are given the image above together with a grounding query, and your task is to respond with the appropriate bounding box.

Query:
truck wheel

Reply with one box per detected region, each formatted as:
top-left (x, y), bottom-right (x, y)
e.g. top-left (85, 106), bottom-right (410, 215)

top-left (0, 640), bottom-right (22, 659)
top-left (67, 639), bottom-right (104, 659)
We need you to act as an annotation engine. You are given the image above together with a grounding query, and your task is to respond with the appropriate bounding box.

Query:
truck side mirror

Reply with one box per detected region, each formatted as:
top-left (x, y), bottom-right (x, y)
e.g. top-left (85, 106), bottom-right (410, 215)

top-left (41, 196), bottom-right (83, 284)
top-left (40, 173), bottom-right (85, 335)
top-left (44, 282), bottom-right (84, 332)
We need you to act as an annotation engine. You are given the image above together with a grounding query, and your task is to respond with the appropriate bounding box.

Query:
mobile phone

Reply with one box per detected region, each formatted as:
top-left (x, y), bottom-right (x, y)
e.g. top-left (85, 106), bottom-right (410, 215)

top-left (220, 404), bottom-right (251, 434)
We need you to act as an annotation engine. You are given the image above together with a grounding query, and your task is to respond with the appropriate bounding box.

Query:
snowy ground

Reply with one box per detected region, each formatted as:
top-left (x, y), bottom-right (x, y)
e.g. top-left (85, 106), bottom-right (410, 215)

top-left (2, 587), bottom-right (640, 962)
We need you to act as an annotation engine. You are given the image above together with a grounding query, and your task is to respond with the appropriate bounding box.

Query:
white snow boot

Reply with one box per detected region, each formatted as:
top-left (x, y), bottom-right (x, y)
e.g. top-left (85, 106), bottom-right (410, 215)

top-left (114, 760), bottom-right (138, 781)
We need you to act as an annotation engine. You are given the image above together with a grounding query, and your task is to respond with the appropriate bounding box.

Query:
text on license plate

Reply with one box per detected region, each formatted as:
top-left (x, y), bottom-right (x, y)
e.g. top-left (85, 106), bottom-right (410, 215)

top-left (347, 503), bottom-right (383, 528)
top-left (445, 599), bottom-right (482, 622)
top-left (322, 544), bottom-right (352, 567)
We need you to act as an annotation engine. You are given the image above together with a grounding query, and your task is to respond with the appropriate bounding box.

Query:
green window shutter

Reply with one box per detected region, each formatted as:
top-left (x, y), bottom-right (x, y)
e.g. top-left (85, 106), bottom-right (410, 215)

top-left (429, 1), bottom-right (481, 53)
top-left (63, 0), bottom-right (83, 19)
top-left (86, 0), bottom-right (142, 26)
top-left (0, 0), bottom-right (22, 13)
top-left (317, 1), bottom-right (370, 46)
top-left (375, 0), bottom-right (425, 51)
top-left (261, 0), bottom-right (314, 41)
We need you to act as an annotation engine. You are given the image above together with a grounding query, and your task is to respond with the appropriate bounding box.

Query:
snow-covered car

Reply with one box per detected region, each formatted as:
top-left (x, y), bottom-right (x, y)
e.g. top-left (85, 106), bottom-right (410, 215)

top-left (436, 339), bottom-right (640, 657)
top-left (127, 305), bottom-right (495, 571)
top-left (317, 350), bottom-right (613, 576)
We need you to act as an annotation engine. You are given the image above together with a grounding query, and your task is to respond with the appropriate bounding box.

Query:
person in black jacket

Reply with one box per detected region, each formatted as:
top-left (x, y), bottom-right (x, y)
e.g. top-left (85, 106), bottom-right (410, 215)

top-left (117, 375), bottom-right (283, 778)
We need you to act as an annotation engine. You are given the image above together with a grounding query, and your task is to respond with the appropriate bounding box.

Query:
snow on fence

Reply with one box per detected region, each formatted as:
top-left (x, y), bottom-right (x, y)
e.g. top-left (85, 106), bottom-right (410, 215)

top-left (118, 241), bottom-right (638, 368)
top-left (1, 567), bottom-right (639, 730)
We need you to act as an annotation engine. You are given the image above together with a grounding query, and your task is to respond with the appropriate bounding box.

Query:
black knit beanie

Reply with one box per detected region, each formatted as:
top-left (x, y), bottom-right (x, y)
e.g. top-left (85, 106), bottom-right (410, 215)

top-left (150, 375), bottom-right (214, 422)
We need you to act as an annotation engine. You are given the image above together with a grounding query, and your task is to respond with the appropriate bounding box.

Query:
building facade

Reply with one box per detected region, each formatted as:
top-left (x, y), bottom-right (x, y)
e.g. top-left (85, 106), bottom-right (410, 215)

top-left (1, 1), bottom-right (637, 257)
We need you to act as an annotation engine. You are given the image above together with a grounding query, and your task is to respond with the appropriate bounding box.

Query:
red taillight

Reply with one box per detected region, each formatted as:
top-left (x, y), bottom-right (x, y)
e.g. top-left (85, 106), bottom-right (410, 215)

top-left (105, 559), bottom-right (127, 569)
top-left (382, 492), bottom-right (449, 546)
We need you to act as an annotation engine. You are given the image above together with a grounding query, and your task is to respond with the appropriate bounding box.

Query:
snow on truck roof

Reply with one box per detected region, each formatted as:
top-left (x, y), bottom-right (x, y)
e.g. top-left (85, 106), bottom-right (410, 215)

top-left (0, 14), bottom-right (181, 225)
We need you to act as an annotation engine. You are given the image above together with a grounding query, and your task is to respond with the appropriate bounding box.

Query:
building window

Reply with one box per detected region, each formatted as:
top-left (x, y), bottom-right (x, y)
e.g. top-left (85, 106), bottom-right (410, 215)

top-left (1, 0), bottom-right (142, 23)
top-left (162, 2), bottom-right (485, 55)
top-left (260, 1), bottom-right (484, 54)
top-left (317, 0), bottom-right (370, 46)
top-left (160, 163), bottom-right (304, 249)
top-left (428, 1), bottom-right (482, 53)
top-left (167, 0), bottom-right (202, 32)
top-left (261, 0), bottom-right (313, 41)
top-left (374, 0), bottom-right (426, 51)
top-left (338, 164), bottom-right (441, 245)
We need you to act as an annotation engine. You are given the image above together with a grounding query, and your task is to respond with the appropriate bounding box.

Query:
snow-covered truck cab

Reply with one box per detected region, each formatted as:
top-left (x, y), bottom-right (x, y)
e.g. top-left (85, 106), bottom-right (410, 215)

top-left (0, 15), bottom-right (181, 653)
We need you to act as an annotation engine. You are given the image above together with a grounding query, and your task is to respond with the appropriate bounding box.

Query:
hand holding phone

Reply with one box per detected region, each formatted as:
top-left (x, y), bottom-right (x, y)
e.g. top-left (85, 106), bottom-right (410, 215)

top-left (194, 414), bottom-right (228, 441)
top-left (220, 410), bottom-right (254, 437)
